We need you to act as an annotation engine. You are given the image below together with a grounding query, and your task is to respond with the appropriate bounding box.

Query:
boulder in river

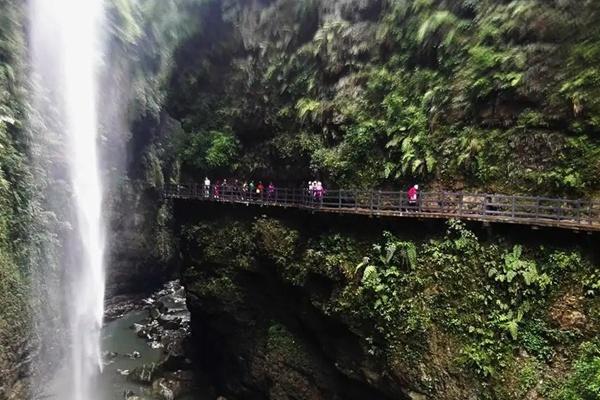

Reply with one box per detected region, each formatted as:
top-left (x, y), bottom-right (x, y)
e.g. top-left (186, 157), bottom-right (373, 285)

top-left (157, 314), bottom-right (182, 330)
top-left (152, 371), bottom-right (195, 400)
top-left (128, 362), bottom-right (159, 384)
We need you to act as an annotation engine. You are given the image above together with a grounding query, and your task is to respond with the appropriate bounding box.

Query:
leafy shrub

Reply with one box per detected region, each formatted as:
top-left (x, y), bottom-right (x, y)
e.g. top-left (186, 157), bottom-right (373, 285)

top-left (551, 341), bottom-right (600, 400)
top-left (180, 130), bottom-right (240, 172)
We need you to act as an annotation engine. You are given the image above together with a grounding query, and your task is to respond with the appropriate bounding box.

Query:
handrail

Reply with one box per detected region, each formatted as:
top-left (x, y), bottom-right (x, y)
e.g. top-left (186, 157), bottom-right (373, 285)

top-left (162, 184), bottom-right (600, 232)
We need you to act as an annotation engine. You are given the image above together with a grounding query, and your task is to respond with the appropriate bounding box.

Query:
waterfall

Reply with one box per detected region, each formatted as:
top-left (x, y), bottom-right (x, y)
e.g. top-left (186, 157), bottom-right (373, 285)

top-left (29, 0), bottom-right (106, 399)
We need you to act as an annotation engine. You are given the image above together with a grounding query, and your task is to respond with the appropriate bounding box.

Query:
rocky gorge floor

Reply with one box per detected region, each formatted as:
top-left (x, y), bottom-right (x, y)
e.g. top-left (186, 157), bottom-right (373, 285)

top-left (102, 281), bottom-right (210, 400)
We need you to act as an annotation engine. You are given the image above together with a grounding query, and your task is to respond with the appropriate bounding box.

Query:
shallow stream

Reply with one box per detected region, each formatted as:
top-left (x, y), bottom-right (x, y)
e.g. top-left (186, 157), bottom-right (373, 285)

top-left (100, 310), bottom-right (162, 399)
top-left (99, 307), bottom-right (204, 400)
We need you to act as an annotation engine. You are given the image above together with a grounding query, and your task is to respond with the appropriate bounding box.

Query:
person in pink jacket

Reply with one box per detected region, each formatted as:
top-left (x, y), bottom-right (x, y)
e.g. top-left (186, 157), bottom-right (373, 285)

top-left (407, 184), bottom-right (419, 207)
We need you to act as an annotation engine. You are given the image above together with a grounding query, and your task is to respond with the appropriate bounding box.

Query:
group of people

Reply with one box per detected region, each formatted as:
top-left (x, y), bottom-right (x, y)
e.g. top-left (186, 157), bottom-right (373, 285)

top-left (204, 177), bottom-right (276, 200)
top-left (307, 180), bottom-right (325, 200)
top-left (201, 177), bottom-right (329, 202)
top-left (200, 177), bottom-right (420, 206)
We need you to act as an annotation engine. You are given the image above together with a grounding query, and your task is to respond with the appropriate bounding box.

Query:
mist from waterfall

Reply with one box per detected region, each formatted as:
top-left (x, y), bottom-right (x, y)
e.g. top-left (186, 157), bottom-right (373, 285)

top-left (29, 0), bottom-right (106, 399)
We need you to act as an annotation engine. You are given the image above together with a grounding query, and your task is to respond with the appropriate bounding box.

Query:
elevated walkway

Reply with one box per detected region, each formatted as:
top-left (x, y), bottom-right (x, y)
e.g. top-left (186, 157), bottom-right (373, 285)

top-left (164, 184), bottom-right (600, 232)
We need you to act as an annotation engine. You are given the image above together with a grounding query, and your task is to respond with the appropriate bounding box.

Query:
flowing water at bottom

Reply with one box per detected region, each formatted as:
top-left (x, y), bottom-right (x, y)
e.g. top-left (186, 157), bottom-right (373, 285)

top-left (99, 281), bottom-right (209, 400)
top-left (100, 310), bottom-right (162, 399)
top-left (100, 309), bottom-right (205, 400)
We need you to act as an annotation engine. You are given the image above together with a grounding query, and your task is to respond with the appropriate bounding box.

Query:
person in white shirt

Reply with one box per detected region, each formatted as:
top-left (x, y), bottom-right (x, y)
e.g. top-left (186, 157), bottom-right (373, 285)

top-left (316, 181), bottom-right (324, 202)
top-left (204, 177), bottom-right (211, 197)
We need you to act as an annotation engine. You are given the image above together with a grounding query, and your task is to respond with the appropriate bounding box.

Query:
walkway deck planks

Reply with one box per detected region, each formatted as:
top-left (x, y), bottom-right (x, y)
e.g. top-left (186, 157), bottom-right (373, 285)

top-left (164, 184), bottom-right (600, 232)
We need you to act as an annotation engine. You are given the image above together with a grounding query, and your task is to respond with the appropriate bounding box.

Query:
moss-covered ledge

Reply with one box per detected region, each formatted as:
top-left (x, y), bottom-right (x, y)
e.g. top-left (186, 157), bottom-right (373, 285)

top-left (178, 211), bottom-right (599, 400)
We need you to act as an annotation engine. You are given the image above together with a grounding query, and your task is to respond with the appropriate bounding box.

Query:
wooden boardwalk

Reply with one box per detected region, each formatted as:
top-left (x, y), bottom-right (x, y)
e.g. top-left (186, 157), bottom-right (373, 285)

top-left (164, 184), bottom-right (600, 232)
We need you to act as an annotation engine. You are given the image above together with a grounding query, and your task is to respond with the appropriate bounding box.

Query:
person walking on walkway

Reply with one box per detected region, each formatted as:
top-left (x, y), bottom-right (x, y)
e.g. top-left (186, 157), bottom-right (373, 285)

top-left (308, 181), bottom-right (315, 203)
top-left (249, 181), bottom-right (255, 201)
top-left (268, 182), bottom-right (276, 202)
top-left (221, 179), bottom-right (229, 199)
top-left (408, 184), bottom-right (419, 208)
top-left (232, 179), bottom-right (240, 200)
top-left (241, 181), bottom-right (248, 201)
top-left (316, 181), bottom-right (324, 205)
top-left (204, 177), bottom-right (211, 198)
top-left (257, 181), bottom-right (265, 200)
top-left (214, 180), bottom-right (221, 199)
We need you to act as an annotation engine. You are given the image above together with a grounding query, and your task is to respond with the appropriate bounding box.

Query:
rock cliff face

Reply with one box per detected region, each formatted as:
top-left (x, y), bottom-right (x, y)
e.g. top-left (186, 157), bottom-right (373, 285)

top-left (3, 0), bottom-right (600, 398)
top-left (176, 203), bottom-right (599, 400)
top-left (106, 182), bottom-right (176, 295)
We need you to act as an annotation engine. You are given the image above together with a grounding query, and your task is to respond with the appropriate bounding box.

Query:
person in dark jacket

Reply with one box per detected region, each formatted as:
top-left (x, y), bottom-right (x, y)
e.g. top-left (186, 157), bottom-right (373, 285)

top-left (267, 182), bottom-right (276, 201)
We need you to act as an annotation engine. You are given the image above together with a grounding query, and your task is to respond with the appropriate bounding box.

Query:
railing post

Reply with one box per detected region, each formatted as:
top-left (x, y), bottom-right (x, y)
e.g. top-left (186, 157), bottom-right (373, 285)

top-left (399, 191), bottom-right (402, 212)
top-left (482, 195), bottom-right (486, 215)
top-left (576, 199), bottom-right (581, 223)
top-left (440, 192), bottom-right (445, 213)
top-left (557, 200), bottom-right (563, 221)
top-left (370, 191), bottom-right (374, 213)
top-left (511, 196), bottom-right (516, 218)
top-left (338, 190), bottom-right (342, 208)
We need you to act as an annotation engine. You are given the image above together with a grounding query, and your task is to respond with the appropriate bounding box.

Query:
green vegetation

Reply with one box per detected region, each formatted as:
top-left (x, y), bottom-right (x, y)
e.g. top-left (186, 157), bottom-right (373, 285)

top-left (550, 341), bottom-right (600, 400)
top-left (2, 0), bottom-right (600, 397)
top-left (157, 0), bottom-right (600, 197)
top-left (184, 216), bottom-right (599, 399)
top-left (0, 0), bottom-right (35, 393)
top-left (266, 323), bottom-right (313, 373)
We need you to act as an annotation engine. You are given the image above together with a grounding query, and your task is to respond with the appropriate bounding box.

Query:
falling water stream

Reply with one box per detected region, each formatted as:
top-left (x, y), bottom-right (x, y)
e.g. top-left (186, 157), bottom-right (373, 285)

top-left (30, 0), bottom-right (106, 399)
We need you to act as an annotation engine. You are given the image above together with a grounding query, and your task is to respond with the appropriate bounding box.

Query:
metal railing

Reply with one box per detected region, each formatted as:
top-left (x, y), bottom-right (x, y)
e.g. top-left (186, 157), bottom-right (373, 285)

top-left (163, 184), bottom-right (600, 231)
